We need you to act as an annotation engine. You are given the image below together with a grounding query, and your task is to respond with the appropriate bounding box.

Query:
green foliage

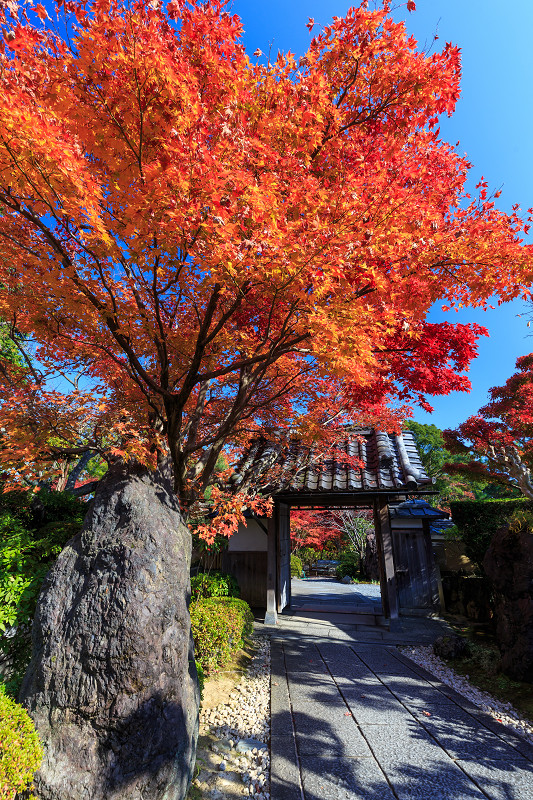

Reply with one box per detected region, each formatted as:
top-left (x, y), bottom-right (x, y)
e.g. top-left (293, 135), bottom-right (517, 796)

top-left (0, 322), bottom-right (24, 369)
top-left (195, 660), bottom-right (205, 699)
top-left (407, 420), bottom-right (516, 506)
top-left (290, 554), bottom-right (303, 577)
top-left (335, 550), bottom-right (360, 581)
top-left (190, 597), bottom-right (254, 674)
top-left (0, 490), bottom-right (87, 695)
top-left (190, 571), bottom-right (240, 601)
top-left (296, 547), bottom-right (317, 567)
top-left (450, 498), bottom-right (533, 571)
top-left (0, 683), bottom-right (43, 800)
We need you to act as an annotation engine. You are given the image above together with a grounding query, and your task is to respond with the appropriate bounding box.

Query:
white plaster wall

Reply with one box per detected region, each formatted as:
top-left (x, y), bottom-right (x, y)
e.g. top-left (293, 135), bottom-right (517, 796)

top-left (228, 518), bottom-right (268, 552)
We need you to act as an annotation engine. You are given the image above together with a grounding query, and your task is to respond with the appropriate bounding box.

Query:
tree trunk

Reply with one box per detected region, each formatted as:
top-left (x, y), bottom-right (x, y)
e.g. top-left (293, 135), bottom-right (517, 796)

top-left (19, 459), bottom-right (199, 800)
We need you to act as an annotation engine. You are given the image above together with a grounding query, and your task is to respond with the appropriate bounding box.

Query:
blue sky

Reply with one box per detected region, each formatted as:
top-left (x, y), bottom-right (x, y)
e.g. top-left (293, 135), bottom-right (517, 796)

top-left (231, 0), bottom-right (533, 430)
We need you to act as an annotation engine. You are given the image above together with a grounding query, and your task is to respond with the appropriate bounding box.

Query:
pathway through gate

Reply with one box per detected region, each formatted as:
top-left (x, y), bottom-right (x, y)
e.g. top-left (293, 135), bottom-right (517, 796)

top-left (268, 589), bottom-right (533, 800)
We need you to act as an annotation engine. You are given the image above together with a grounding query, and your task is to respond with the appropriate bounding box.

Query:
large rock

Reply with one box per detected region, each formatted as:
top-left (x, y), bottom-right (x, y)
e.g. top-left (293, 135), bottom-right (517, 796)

top-left (20, 460), bottom-right (199, 800)
top-left (483, 524), bottom-right (533, 683)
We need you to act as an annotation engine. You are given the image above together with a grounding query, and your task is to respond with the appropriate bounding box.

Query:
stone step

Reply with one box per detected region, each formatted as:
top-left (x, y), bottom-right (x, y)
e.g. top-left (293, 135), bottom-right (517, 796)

top-left (283, 608), bottom-right (388, 628)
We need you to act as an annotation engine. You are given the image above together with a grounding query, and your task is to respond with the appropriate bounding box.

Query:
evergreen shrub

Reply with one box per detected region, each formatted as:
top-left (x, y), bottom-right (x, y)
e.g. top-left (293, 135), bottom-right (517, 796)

top-left (450, 499), bottom-right (533, 571)
top-left (0, 684), bottom-right (43, 800)
top-left (335, 551), bottom-right (360, 581)
top-left (190, 597), bottom-right (253, 674)
top-left (190, 571), bottom-right (240, 601)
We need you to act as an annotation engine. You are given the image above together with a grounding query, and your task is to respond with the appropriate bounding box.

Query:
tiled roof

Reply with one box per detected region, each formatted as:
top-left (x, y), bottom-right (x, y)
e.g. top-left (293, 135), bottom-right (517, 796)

top-left (232, 429), bottom-right (433, 496)
top-left (389, 500), bottom-right (449, 519)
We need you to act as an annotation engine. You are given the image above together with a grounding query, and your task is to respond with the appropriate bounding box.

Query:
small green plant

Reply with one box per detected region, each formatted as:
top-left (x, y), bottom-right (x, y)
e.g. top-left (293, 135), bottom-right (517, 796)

top-left (0, 684), bottom-right (43, 800)
top-left (190, 597), bottom-right (253, 674)
top-left (190, 571), bottom-right (240, 601)
top-left (290, 554), bottom-right (303, 578)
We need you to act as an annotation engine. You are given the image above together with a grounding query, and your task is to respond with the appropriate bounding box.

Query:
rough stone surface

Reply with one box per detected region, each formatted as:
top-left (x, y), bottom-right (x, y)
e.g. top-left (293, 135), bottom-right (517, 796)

top-left (433, 634), bottom-right (471, 660)
top-left (483, 524), bottom-right (533, 682)
top-left (20, 460), bottom-right (199, 800)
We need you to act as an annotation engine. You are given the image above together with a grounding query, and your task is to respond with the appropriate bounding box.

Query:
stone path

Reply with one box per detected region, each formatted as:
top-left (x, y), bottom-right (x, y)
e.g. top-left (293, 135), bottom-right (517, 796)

top-left (270, 629), bottom-right (533, 800)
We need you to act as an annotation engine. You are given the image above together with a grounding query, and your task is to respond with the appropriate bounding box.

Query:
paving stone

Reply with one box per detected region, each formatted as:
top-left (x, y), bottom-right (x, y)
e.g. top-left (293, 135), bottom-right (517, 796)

top-left (384, 678), bottom-right (458, 708)
top-left (361, 719), bottom-right (447, 759)
top-left (271, 707), bottom-right (294, 738)
top-left (456, 758), bottom-right (533, 800)
top-left (286, 671), bottom-right (335, 688)
top-left (299, 755), bottom-right (396, 800)
top-left (289, 687), bottom-right (344, 710)
top-left (413, 707), bottom-right (530, 761)
top-left (293, 710), bottom-right (372, 757)
top-left (271, 734), bottom-right (302, 800)
top-left (344, 693), bottom-right (414, 724)
top-left (380, 759), bottom-right (488, 799)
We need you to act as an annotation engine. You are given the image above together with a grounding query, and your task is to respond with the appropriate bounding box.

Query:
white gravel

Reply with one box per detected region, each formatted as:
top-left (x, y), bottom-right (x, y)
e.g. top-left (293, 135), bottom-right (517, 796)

top-left (195, 636), bottom-right (271, 800)
top-left (400, 644), bottom-right (533, 746)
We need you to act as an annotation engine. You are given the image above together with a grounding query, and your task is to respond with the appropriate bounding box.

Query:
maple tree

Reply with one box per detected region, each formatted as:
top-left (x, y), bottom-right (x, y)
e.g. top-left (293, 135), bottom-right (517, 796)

top-left (444, 353), bottom-right (533, 499)
top-left (0, 0), bottom-right (531, 537)
top-left (290, 509), bottom-right (341, 552)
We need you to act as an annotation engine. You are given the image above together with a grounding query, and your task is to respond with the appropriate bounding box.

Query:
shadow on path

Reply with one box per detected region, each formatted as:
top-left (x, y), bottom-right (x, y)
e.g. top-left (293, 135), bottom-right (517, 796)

top-left (271, 638), bottom-right (533, 800)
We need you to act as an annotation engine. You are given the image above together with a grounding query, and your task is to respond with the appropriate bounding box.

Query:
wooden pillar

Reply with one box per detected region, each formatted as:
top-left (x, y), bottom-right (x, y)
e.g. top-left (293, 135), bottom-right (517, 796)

top-left (265, 512), bottom-right (278, 625)
top-left (374, 498), bottom-right (401, 630)
top-left (277, 502), bottom-right (291, 613)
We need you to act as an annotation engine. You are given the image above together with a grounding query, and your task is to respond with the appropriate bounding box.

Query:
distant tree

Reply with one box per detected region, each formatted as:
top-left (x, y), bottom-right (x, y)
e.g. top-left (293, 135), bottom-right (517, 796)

top-left (444, 353), bottom-right (533, 499)
top-left (290, 509), bottom-right (342, 553)
top-left (331, 509), bottom-right (373, 563)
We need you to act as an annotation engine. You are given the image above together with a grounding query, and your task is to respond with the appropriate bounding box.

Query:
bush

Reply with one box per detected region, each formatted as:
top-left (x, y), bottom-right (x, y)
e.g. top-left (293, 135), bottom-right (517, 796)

top-left (450, 499), bottom-right (533, 571)
top-left (190, 571), bottom-right (240, 601)
top-left (290, 554), bottom-right (303, 577)
top-left (190, 597), bottom-right (254, 674)
top-left (0, 684), bottom-right (43, 800)
top-left (335, 550), bottom-right (360, 581)
top-left (0, 491), bottom-right (87, 695)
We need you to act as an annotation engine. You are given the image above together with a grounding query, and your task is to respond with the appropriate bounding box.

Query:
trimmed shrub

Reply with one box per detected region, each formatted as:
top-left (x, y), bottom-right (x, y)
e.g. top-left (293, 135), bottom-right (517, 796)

top-left (335, 551), bottom-right (360, 581)
top-left (190, 597), bottom-right (254, 674)
top-left (190, 571), bottom-right (240, 601)
top-left (450, 499), bottom-right (533, 571)
top-left (290, 554), bottom-right (303, 578)
top-left (0, 684), bottom-right (43, 800)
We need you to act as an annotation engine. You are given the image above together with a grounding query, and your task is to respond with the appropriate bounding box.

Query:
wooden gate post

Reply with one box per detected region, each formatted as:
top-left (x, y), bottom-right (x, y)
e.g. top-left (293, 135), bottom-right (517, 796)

top-left (265, 512), bottom-right (277, 625)
top-left (277, 502), bottom-right (291, 613)
top-left (374, 498), bottom-right (401, 630)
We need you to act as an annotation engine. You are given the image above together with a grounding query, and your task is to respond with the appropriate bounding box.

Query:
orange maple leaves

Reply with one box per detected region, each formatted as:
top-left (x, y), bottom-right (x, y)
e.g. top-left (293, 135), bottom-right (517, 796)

top-left (0, 0), bottom-right (530, 518)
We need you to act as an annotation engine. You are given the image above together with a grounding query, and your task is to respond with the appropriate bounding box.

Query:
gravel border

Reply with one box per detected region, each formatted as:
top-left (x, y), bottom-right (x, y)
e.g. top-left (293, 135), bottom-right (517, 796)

top-left (400, 644), bottom-right (533, 746)
top-left (191, 636), bottom-right (270, 799)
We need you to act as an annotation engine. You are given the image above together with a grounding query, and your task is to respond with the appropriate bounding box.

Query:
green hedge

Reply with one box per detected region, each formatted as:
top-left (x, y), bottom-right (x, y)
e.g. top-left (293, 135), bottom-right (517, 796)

top-left (0, 684), bottom-right (43, 800)
top-left (190, 571), bottom-right (240, 601)
top-left (190, 597), bottom-right (254, 674)
top-left (450, 499), bottom-right (533, 571)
